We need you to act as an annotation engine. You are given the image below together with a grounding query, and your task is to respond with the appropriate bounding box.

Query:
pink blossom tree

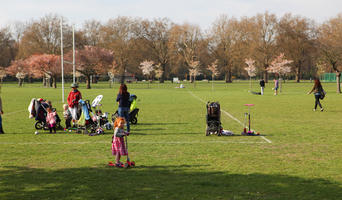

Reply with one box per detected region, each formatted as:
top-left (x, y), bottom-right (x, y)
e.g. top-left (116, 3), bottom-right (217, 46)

top-left (267, 53), bottom-right (293, 92)
top-left (188, 60), bottom-right (201, 88)
top-left (139, 60), bottom-right (154, 88)
top-left (65, 46), bottom-right (114, 89)
top-left (28, 54), bottom-right (64, 88)
top-left (244, 58), bottom-right (256, 91)
top-left (207, 60), bottom-right (219, 91)
top-left (6, 59), bottom-right (29, 87)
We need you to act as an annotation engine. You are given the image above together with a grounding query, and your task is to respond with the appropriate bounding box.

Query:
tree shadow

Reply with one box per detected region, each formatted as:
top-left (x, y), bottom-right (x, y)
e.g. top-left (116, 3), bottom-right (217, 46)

top-left (1, 165), bottom-right (341, 200)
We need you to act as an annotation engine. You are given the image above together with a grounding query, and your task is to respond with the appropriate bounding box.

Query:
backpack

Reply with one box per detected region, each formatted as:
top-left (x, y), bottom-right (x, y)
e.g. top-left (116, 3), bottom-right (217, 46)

top-left (320, 89), bottom-right (326, 100)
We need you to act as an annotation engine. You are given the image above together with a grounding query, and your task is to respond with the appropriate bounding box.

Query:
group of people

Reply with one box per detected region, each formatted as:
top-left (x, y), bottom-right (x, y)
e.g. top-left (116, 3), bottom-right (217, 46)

top-left (259, 77), bottom-right (325, 111)
top-left (65, 82), bottom-right (131, 168)
top-left (258, 78), bottom-right (279, 95)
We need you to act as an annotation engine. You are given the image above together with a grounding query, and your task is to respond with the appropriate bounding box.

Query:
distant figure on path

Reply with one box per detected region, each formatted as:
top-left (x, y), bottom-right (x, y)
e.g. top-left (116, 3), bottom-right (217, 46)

top-left (307, 78), bottom-right (325, 112)
top-left (259, 79), bottom-right (265, 95)
top-left (67, 83), bottom-right (82, 127)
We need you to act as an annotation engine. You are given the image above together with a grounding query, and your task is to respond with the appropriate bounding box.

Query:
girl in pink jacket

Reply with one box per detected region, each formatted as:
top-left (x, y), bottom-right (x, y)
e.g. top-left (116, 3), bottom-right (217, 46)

top-left (46, 107), bottom-right (57, 133)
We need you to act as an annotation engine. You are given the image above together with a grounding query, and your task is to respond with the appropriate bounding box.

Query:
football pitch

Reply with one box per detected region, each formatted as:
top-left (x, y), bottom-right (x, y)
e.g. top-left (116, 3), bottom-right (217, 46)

top-left (0, 81), bottom-right (342, 199)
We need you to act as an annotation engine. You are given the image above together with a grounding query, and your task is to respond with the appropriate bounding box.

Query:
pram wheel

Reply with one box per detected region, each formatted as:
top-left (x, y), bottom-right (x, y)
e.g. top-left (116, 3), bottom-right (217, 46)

top-left (205, 129), bottom-right (210, 136)
top-left (35, 121), bottom-right (44, 130)
top-left (131, 117), bottom-right (138, 125)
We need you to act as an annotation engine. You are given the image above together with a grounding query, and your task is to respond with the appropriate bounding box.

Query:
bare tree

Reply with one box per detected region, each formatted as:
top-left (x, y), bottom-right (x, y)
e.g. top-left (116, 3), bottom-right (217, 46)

top-left (169, 23), bottom-right (202, 77)
top-left (137, 18), bottom-right (172, 83)
top-left (317, 14), bottom-right (342, 93)
top-left (0, 27), bottom-right (17, 67)
top-left (276, 13), bottom-right (316, 83)
top-left (251, 12), bottom-right (278, 83)
top-left (100, 16), bottom-right (137, 83)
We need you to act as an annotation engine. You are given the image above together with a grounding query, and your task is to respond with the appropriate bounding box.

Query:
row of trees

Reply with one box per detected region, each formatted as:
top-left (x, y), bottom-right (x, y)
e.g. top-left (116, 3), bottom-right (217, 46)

top-left (0, 12), bottom-right (342, 92)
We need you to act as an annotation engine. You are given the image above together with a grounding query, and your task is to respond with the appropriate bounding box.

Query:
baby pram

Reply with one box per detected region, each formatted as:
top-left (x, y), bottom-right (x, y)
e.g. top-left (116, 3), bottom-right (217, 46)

top-left (112, 94), bottom-right (139, 125)
top-left (76, 99), bottom-right (98, 135)
top-left (206, 101), bottom-right (222, 136)
top-left (91, 95), bottom-right (112, 130)
top-left (28, 98), bottom-right (62, 131)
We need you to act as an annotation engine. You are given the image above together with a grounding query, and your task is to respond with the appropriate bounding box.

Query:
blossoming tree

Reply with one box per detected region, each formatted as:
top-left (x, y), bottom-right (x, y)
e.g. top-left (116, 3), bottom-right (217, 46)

top-left (207, 60), bottom-right (219, 91)
top-left (267, 53), bottom-right (293, 92)
top-left (188, 60), bottom-right (201, 88)
top-left (139, 60), bottom-right (154, 88)
top-left (6, 59), bottom-right (29, 87)
top-left (244, 58), bottom-right (256, 91)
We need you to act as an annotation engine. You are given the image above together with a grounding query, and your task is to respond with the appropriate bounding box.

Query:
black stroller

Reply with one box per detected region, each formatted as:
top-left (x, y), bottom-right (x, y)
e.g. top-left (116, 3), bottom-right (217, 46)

top-left (29, 98), bottom-right (62, 131)
top-left (112, 94), bottom-right (139, 125)
top-left (206, 101), bottom-right (222, 136)
top-left (111, 108), bottom-right (139, 125)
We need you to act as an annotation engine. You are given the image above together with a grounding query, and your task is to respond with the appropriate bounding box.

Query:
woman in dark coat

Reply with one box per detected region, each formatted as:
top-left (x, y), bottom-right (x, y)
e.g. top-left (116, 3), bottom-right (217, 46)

top-left (308, 78), bottom-right (325, 111)
top-left (116, 84), bottom-right (131, 133)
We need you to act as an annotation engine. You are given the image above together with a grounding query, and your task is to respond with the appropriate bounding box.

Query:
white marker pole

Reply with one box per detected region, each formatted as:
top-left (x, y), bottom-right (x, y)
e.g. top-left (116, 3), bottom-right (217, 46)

top-left (60, 18), bottom-right (65, 103)
top-left (72, 25), bottom-right (75, 84)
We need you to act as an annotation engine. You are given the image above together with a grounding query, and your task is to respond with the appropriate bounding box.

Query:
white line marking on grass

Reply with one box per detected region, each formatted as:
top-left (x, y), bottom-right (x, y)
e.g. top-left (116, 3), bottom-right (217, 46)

top-left (0, 140), bottom-right (267, 145)
top-left (3, 110), bottom-right (26, 116)
top-left (188, 90), bottom-right (272, 143)
top-left (260, 136), bottom-right (272, 143)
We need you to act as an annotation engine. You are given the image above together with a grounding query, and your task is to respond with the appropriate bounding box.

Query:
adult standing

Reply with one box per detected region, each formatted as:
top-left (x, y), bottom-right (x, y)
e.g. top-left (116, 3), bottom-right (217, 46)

top-left (116, 84), bottom-right (131, 133)
top-left (259, 79), bottom-right (265, 95)
top-left (308, 78), bottom-right (325, 112)
top-left (0, 96), bottom-right (4, 134)
top-left (67, 83), bottom-right (82, 127)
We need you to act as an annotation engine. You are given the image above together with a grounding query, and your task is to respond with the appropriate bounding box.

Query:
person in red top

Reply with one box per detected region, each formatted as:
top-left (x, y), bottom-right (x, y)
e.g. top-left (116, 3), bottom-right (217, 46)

top-left (67, 83), bottom-right (82, 127)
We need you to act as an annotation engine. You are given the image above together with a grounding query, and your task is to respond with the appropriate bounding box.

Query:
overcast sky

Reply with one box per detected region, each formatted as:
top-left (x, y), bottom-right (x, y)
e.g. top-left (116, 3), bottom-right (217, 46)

top-left (1, 0), bottom-right (342, 29)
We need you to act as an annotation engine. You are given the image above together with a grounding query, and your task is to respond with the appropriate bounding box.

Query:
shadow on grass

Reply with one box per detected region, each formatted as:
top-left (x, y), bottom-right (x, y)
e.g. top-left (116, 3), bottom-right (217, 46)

top-left (1, 165), bottom-right (342, 200)
top-left (137, 123), bottom-right (188, 126)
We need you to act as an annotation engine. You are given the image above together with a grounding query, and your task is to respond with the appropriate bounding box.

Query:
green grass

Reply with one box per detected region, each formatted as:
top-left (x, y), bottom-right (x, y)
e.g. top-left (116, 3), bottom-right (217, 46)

top-left (1, 80), bottom-right (342, 199)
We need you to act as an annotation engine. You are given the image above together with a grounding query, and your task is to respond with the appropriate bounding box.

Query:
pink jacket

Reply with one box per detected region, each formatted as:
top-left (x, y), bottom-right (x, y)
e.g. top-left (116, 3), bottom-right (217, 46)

top-left (46, 112), bottom-right (56, 125)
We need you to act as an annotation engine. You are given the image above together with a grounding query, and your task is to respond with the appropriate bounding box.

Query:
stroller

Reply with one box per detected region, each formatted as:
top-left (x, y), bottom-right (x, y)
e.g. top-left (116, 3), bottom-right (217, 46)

top-left (91, 95), bottom-right (112, 130)
top-left (206, 101), bottom-right (222, 136)
top-left (28, 98), bottom-right (62, 131)
top-left (76, 99), bottom-right (98, 135)
top-left (112, 94), bottom-right (139, 125)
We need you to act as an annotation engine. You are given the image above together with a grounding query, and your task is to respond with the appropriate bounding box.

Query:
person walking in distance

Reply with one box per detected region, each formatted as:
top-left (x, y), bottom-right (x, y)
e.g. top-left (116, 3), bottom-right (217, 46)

top-left (259, 79), bottom-right (265, 95)
top-left (307, 78), bottom-right (325, 112)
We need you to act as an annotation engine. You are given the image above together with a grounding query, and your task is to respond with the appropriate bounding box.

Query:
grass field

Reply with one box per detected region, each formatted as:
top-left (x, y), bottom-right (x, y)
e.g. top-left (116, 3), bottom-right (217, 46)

top-left (0, 80), bottom-right (342, 200)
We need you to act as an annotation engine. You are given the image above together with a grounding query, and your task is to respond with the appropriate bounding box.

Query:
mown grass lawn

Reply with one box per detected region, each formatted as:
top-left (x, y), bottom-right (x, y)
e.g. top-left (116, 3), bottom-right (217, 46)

top-left (0, 80), bottom-right (342, 200)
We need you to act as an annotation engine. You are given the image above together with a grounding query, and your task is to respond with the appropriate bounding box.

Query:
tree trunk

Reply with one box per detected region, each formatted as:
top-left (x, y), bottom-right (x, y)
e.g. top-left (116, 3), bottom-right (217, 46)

top-left (264, 64), bottom-right (269, 83)
top-left (336, 71), bottom-right (341, 93)
top-left (43, 77), bottom-right (46, 87)
top-left (225, 70), bottom-right (232, 83)
top-left (53, 76), bottom-right (57, 88)
top-left (86, 75), bottom-right (91, 89)
top-left (160, 63), bottom-right (166, 83)
top-left (49, 78), bottom-right (53, 87)
top-left (296, 65), bottom-right (301, 83)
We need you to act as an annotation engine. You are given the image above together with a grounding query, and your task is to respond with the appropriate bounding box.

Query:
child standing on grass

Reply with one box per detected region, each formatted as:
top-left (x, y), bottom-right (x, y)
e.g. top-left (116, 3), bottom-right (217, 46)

top-left (273, 78), bottom-right (279, 95)
top-left (63, 104), bottom-right (72, 129)
top-left (110, 117), bottom-right (129, 168)
top-left (46, 107), bottom-right (57, 133)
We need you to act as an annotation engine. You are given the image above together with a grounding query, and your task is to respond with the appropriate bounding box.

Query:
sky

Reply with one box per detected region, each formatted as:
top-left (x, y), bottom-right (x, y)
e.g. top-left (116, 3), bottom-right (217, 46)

top-left (1, 0), bottom-right (342, 30)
